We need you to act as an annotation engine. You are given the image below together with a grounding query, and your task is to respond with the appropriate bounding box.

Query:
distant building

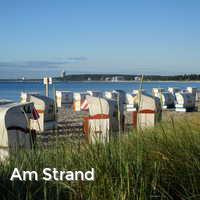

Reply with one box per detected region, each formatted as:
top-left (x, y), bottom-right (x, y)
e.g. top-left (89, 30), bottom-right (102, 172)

top-left (134, 76), bottom-right (141, 81)
top-left (112, 76), bottom-right (124, 82)
top-left (61, 70), bottom-right (66, 78)
top-left (105, 77), bottom-right (111, 81)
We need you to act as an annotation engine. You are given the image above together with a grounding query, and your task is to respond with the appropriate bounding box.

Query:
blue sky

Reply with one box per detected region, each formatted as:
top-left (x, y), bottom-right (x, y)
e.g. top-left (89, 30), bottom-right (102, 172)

top-left (0, 0), bottom-right (200, 78)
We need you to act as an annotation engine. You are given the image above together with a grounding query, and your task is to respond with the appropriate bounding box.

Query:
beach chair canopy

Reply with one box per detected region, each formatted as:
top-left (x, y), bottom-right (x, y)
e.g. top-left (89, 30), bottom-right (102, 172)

top-left (56, 91), bottom-right (73, 107)
top-left (161, 92), bottom-right (175, 106)
top-left (86, 96), bottom-right (109, 116)
top-left (0, 102), bottom-right (35, 160)
top-left (133, 93), bottom-right (161, 112)
top-left (20, 93), bottom-right (57, 132)
top-left (21, 93), bottom-right (55, 121)
top-left (87, 91), bottom-right (103, 97)
top-left (175, 92), bottom-right (195, 108)
top-left (126, 93), bottom-right (134, 105)
top-left (168, 87), bottom-right (181, 94)
top-left (84, 96), bottom-right (110, 143)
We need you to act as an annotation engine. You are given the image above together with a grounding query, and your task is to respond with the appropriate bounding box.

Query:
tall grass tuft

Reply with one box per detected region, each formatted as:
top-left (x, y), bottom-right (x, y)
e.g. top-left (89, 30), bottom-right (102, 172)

top-left (0, 115), bottom-right (200, 199)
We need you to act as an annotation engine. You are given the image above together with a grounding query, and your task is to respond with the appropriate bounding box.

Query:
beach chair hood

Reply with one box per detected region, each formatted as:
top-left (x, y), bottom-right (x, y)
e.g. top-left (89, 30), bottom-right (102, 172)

top-left (86, 96), bottom-right (109, 116)
top-left (84, 96), bottom-right (110, 143)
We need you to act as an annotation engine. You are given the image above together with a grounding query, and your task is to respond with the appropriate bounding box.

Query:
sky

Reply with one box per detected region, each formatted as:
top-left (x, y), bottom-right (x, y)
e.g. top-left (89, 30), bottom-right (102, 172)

top-left (0, 0), bottom-right (200, 78)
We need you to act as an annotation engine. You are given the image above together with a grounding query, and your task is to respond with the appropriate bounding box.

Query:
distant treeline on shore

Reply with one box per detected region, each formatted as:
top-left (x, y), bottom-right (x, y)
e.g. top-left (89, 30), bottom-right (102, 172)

top-left (144, 74), bottom-right (200, 81)
top-left (55, 73), bottom-right (200, 81)
top-left (0, 74), bottom-right (200, 82)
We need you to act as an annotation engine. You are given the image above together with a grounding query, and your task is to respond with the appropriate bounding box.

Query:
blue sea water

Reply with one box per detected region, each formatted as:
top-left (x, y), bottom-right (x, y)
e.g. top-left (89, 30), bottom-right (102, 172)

top-left (0, 81), bottom-right (200, 101)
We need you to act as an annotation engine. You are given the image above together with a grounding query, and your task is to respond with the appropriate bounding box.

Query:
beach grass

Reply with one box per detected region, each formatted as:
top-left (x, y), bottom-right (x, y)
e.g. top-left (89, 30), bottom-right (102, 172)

top-left (0, 114), bottom-right (200, 200)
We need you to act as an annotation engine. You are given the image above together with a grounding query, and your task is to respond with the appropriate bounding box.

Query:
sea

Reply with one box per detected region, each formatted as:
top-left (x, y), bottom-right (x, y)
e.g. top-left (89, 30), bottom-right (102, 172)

top-left (0, 81), bottom-right (200, 101)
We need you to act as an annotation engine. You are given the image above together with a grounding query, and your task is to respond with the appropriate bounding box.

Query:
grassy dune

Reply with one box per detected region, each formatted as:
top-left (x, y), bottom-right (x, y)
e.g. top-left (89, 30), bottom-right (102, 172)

top-left (0, 114), bottom-right (200, 200)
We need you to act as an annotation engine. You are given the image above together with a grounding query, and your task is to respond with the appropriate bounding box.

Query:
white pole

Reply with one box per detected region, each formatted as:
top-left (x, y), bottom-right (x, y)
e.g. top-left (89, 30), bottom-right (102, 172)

top-left (117, 92), bottom-right (121, 136)
top-left (45, 79), bottom-right (49, 97)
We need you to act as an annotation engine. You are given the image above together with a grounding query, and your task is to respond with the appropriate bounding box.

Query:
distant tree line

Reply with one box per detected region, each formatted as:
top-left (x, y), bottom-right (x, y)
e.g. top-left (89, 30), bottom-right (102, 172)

top-left (55, 73), bottom-right (200, 81)
top-left (56, 74), bottom-right (135, 81)
top-left (144, 74), bottom-right (200, 81)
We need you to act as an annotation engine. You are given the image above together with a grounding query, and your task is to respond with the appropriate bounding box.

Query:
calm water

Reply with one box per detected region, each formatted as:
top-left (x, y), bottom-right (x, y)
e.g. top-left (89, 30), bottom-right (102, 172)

top-left (0, 81), bottom-right (200, 101)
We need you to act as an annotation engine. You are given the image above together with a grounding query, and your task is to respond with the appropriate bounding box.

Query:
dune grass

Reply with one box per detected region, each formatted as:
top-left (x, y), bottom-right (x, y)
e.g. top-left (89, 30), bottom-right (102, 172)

top-left (0, 114), bottom-right (200, 200)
